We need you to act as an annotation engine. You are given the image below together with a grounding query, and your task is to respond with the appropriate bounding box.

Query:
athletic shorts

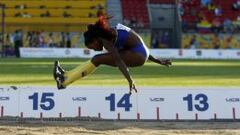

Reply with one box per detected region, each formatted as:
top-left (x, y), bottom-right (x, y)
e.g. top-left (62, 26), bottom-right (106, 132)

top-left (130, 42), bottom-right (149, 61)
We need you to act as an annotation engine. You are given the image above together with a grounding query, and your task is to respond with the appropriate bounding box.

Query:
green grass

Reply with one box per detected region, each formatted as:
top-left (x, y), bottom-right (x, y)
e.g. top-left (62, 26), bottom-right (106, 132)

top-left (0, 58), bottom-right (240, 87)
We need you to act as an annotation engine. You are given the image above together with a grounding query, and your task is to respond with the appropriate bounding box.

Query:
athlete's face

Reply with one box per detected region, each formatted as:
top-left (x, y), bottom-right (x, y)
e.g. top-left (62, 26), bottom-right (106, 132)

top-left (87, 39), bottom-right (103, 51)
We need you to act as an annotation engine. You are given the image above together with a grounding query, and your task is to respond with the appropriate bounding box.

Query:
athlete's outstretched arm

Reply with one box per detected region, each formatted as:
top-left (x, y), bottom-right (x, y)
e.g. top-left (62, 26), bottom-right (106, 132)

top-left (148, 55), bottom-right (172, 67)
top-left (100, 38), bottom-right (137, 94)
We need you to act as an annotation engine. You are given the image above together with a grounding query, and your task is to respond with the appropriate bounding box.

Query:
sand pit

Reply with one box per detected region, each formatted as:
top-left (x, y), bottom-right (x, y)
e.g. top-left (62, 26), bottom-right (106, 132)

top-left (0, 121), bottom-right (240, 135)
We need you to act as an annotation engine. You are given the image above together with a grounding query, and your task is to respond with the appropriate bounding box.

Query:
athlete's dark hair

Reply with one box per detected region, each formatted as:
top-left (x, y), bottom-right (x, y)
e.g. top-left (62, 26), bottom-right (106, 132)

top-left (84, 15), bottom-right (115, 46)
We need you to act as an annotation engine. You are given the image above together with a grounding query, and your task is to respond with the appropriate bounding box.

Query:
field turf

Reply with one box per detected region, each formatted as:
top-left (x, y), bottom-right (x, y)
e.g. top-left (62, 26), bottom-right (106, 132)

top-left (0, 58), bottom-right (240, 87)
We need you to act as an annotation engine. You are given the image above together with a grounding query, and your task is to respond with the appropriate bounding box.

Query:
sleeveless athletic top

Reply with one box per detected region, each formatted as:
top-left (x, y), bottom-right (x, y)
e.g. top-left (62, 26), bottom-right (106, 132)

top-left (114, 23), bottom-right (149, 59)
top-left (114, 23), bottom-right (131, 50)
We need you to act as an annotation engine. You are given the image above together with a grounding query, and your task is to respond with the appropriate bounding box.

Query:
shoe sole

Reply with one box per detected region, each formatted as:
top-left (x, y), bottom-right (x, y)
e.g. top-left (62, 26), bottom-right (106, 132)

top-left (53, 61), bottom-right (66, 90)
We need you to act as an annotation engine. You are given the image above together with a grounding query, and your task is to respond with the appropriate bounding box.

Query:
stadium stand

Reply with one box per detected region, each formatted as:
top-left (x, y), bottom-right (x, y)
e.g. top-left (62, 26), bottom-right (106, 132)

top-left (149, 0), bottom-right (175, 4)
top-left (1, 0), bottom-right (240, 52)
top-left (1, 0), bottom-right (106, 32)
top-left (181, 0), bottom-right (240, 30)
top-left (182, 33), bottom-right (240, 49)
top-left (121, 0), bottom-right (149, 27)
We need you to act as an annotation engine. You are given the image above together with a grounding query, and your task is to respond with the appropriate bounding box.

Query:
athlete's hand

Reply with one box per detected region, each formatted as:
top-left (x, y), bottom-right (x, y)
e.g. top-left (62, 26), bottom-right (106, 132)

top-left (129, 81), bottom-right (137, 95)
top-left (160, 59), bottom-right (172, 67)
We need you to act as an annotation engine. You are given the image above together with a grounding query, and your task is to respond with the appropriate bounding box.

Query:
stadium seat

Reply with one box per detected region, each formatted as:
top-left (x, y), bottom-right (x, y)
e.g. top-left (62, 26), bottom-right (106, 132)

top-left (1, 0), bottom-right (106, 32)
top-left (181, 0), bottom-right (238, 25)
top-left (1, 0), bottom-right (106, 9)
top-left (5, 17), bottom-right (98, 24)
top-left (121, 0), bottom-right (149, 27)
top-left (149, 0), bottom-right (175, 4)
top-left (5, 9), bottom-right (100, 17)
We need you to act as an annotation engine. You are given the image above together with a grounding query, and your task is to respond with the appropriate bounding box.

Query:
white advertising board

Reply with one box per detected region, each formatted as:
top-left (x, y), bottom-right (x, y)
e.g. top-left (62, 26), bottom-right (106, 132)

top-left (20, 48), bottom-right (240, 59)
top-left (20, 48), bottom-right (101, 58)
top-left (0, 86), bottom-right (239, 120)
top-left (150, 49), bottom-right (240, 59)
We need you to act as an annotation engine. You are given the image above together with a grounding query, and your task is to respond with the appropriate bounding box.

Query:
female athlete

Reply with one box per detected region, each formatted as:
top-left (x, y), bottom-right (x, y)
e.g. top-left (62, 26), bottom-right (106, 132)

top-left (54, 16), bottom-right (172, 94)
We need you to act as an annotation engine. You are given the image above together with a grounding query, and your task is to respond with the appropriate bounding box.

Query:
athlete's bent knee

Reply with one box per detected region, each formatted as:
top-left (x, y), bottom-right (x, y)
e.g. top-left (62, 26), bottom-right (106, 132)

top-left (91, 54), bottom-right (101, 67)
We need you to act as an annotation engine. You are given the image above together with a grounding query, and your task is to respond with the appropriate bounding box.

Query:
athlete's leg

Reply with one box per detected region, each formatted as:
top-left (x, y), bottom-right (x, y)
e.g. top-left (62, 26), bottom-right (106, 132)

top-left (54, 51), bottom-right (146, 89)
top-left (92, 50), bottom-right (146, 67)
top-left (53, 59), bottom-right (97, 89)
top-left (61, 60), bottom-right (96, 87)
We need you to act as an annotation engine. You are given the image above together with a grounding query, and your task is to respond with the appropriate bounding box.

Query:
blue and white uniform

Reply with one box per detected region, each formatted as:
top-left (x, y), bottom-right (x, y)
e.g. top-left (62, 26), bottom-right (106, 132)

top-left (114, 23), bottom-right (149, 60)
